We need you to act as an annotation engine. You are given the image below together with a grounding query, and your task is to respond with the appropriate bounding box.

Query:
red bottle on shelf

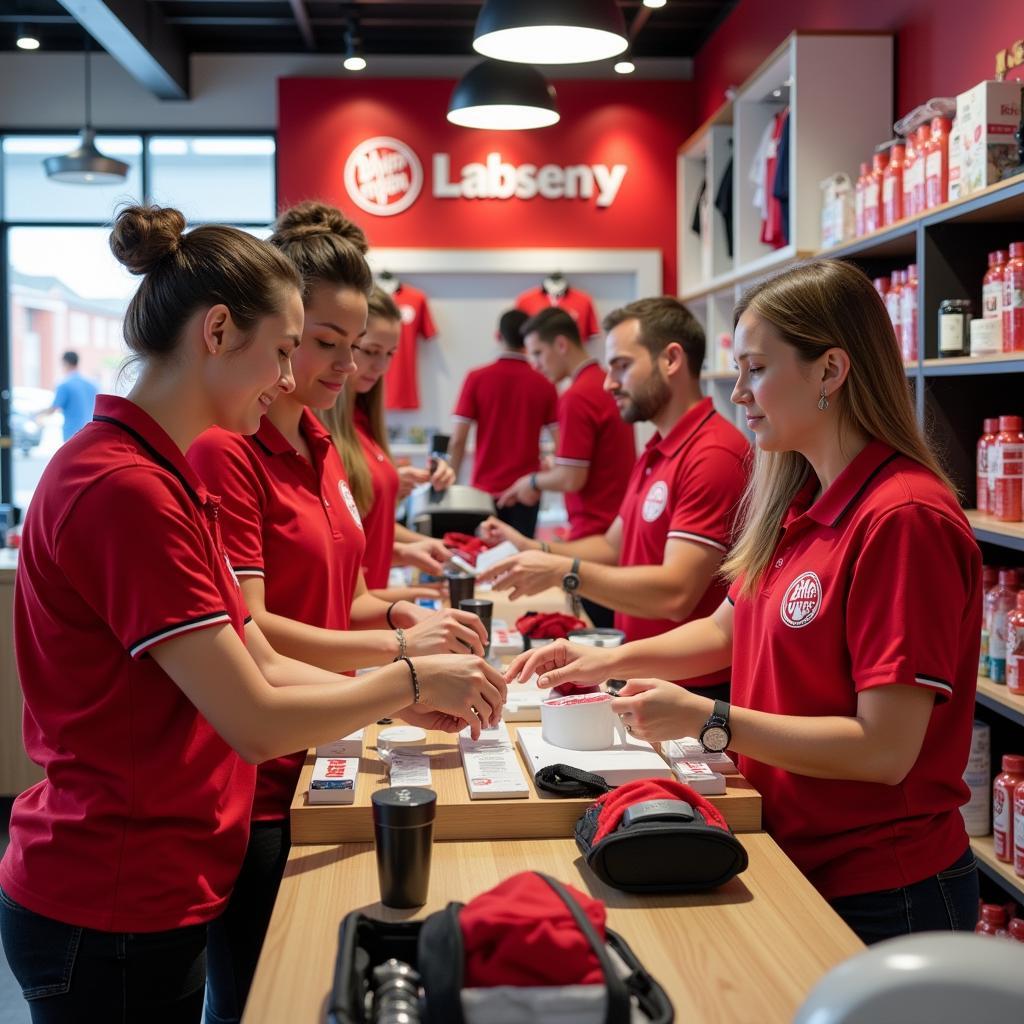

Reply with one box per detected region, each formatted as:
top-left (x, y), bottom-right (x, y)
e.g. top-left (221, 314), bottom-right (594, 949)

top-left (872, 275), bottom-right (890, 301)
top-left (854, 161), bottom-right (869, 237)
top-left (978, 418), bottom-right (999, 515)
top-left (886, 269), bottom-right (905, 350)
top-left (1007, 591), bottom-right (1024, 694)
top-left (900, 263), bottom-right (919, 362)
top-left (1015, 778), bottom-right (1024, 876)
top-left (993, 416), bottom-right (1024, 523)
top-left (925, 116), bottom-right (952, 209)
top-left (1002, 242), bottom-right (1024, 352)
top-left (907, 123), bottom-right (930, 217)
top-left (882, 140), bottom-right (906, 226)
top-left (987, 568), bottom-right (1020, 683)
top-left (994, 754), bottom-right (1024, 861)
top-left (980, 564), bottom-right (1000, 677)
top-left (976, 903), bottom-right (1009, 935)
top-left (864, 146), bottom-right (889, 234)
top-left (983, 249), bottom-right (1008, 352)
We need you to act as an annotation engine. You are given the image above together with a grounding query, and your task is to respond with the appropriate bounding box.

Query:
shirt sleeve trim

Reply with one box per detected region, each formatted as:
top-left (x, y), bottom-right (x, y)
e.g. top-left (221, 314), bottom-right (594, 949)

top-left (451, 415), bottom-right (473, 424)
top-left (232, 567), bottom-right (266, 577)
top-left (243, 615), bottom-right (253, 625)
top-left (667, 531), bottom-right (728, 552)
top-left (914, 673), bottom-right (953, 696)
top-left (129, 611), bottom-right (233, 659)
top-left (554, 457), bottom-right (591, 468)
top-left (726, 594), bottom-right (735, 605)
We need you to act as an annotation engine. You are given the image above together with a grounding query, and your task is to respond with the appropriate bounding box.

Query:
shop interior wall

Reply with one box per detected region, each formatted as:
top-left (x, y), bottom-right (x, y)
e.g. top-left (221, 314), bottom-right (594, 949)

top-left (694, 0), bottom-right (1016, 125)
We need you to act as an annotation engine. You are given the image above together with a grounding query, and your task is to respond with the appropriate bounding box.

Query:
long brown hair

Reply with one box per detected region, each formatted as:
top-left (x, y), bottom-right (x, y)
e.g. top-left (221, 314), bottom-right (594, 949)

top-left (722, 259), bottom-right (954, 596)
top-left (318, 287), bottom-right (400, 516)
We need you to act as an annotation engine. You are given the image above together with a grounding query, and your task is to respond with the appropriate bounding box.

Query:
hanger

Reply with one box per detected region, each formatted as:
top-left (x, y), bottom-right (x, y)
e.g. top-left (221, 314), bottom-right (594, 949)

top-left (542, 271), bottom-right (568, 298)
top-left (375, 269), bottom-right (400, 295)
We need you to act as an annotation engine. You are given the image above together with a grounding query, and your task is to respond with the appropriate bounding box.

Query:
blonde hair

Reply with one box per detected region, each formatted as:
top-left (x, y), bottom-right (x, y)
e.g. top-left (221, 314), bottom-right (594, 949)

top-left (317, 286), bottom-right (399, 517)
top-left (722, 259), bottom-right (954, 596)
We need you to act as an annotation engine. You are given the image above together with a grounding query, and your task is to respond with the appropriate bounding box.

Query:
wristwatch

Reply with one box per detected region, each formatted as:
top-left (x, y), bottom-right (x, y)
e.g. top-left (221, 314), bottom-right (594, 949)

top-left (562, 557), bottom-right (582, 616)
top-left (699, 700), bottom-right (732, 753)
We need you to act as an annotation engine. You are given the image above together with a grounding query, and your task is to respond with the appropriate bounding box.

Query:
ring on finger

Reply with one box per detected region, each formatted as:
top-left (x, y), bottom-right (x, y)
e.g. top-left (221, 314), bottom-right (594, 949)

top-left (625, 724), bottom-right (633, 734)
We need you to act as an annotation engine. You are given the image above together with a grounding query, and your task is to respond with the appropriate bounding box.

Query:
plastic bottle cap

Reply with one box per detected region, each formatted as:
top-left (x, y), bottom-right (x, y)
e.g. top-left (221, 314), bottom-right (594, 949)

top-left (995, 250), bottom-right (1008, 264)
top-left (1001, 753), bottom-right (1024, 774)
top-left (1016, 591), bottom-right (1024, 611)
top-left (1010, 918), bottom-right (1024, 941)
top-left (999, 415), bottom-right (1023, 431)
top-left (1010, 242), bottom-right (1024, 259)
top-left (983, 566), bottom-right (999, 584)
top-left (981, 903), bottom-right (1009, 925)
top-left (906, 264), bottom-right (918, 276)
top-left (984, 418), bottom-right (1000, 433)
top-left (998, 569), bottom-right (1018, 587)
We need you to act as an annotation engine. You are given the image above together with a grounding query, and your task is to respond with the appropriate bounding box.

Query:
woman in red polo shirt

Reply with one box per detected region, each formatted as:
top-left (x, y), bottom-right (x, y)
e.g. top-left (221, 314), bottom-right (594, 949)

top-left (509, 259), bottom-right (980, 945)
top-left (0, 205), bottom-right (505, 1024)
top-left (320, 285), bottom-right (457, 599)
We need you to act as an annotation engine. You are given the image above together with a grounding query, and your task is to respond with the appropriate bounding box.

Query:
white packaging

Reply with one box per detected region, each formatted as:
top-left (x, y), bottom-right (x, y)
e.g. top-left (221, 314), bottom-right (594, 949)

top-left (490, 618), bottom-right (524, 658)
top-left (473, 541), bottom-right (521, 576)
top-left (459, 721), bottom-right (529, 799)
top-left (970, 317), bottom-right (1002, 356)
top-left (502, 675), bottom-right (546, 722)
top-left (948, 123), bottom-right (963, 201)
top-left (315, 729), bottom-right (364, 759)
top-left (517, 727), bottom-right (672, 786)
top-left (961, 720), bottom-right (991, 837)
top-left (669, 758), bottom-right (727, 795)
top-left (819, 173), bottom-right (855, 248)
top-left (956, 80), bottom-right (1022, 196)
top-left (309, 756), bottom-right (359, 805)
top-left (663, 737), bottom-right (738, 775)
top-left (540, 692), bottom-right (628, 751)
top-left (387, 751), bottom-right (432, 788)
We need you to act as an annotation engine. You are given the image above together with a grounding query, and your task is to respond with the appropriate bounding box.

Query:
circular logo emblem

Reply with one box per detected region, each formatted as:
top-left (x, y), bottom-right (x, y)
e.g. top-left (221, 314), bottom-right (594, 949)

top-left (641, 480), bottom-right (668, 523)
top-left (399, 304), bottom-right (416, 325)
top-left (343, 136), bottom-right (423, 217)
top-left (339, 481), bottom-right (364, 530)
top-left (780, 571), bottom-right (822, 629)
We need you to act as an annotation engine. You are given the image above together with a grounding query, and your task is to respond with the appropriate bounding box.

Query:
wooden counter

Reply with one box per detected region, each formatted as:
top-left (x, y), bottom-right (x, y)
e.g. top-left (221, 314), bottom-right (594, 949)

top-left (290, 722), bottom-right (761, 843)
top-left (244, 834), bottom-right (862, 1024)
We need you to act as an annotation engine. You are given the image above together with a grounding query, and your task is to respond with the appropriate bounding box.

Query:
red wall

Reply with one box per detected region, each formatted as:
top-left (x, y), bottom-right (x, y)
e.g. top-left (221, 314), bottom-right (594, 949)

top-left (695, 0), bottom-right (1016, 124)
top-left (277, 78), bottom-right (694, 292)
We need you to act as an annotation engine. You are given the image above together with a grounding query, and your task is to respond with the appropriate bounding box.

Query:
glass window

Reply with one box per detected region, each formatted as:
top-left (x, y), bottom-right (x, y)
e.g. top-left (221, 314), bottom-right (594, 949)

top-left (2, 135), bottom-right (143, 222)
top-left (148, 136), bottom-right (275, 224)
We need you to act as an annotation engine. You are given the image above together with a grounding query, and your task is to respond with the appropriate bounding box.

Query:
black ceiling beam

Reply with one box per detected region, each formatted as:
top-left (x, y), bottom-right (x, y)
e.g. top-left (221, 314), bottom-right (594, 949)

top-left (54, 0), bottom-right (189, 99)
top-left (287, 0), bottom-right (315, 48)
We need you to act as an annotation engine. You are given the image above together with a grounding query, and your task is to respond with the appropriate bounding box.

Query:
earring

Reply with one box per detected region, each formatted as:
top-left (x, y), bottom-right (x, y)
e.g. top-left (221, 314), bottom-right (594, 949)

top-left (817, 387), bottom-right (829, 411)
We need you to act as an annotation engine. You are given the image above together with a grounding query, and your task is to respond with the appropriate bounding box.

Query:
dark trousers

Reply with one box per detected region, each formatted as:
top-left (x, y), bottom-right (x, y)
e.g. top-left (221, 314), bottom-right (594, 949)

top-left (828, 845), bottom-right (979, 945)
top-left (0, 886), bottom-right (206, 1024)
top-left (495, 501), bottom-right (540, 539)
top-left (580, 597), bottom-right (615, 629)
top-left (204, 820), bottom-right (290, 1024)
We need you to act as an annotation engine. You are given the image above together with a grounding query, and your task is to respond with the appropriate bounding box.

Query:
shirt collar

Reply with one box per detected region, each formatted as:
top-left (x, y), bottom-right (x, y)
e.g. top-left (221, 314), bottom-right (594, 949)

top-left (646, 397), bottom-right (716, 458)
top-left (252, 408), bottom-right (333, 457)
top-left (570, 358), bottom-right (599, 382)
top-left (498, 352), bottom-right (528, 362)
top-left (92, 394), bottom-right (210, 504)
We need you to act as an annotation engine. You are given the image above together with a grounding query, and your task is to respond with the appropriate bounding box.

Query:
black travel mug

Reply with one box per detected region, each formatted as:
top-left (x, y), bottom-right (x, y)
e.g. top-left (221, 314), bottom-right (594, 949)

top-left (445, 570), bottom-right (475, 607)
top-left (371, 787), bottom-right (437, 908)
top-left (459, 598), bottom-right (493, 659)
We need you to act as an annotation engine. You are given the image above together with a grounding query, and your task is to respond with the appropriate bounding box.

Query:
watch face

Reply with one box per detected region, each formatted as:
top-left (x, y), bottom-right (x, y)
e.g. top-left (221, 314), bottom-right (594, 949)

top-left (701, 726), bottom-right (729, 752)
top-left (563, 573), bottom-right (580, 593)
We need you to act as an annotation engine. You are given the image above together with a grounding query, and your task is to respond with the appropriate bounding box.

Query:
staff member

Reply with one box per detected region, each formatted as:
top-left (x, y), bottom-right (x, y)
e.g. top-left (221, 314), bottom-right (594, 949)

top-left (320, 286), bottom-right (457, 603)
top-left (0, 205), bottom-right (505, 1024)
top-left (482, 297), bottom-right (748, 700)
top-left (449, 309), bottom-right (559, 538)
top-left (497, 308), bottom-right (635, 627)
top-left (509, 260), bottom-right (980, 945)
top-left (189, 202), bottom-right (487, 1024)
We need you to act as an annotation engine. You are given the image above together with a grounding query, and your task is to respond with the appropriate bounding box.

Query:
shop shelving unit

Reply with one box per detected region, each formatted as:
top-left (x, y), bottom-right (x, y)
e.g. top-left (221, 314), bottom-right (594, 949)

top-left (679, 41), bottom-right (1024, 903)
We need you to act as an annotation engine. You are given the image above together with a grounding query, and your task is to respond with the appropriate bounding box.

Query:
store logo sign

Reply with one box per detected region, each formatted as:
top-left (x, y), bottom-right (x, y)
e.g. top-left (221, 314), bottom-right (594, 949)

top-left (780, 571), bottom-right (822, 629)
top-left (344, 136), bottom-right (424, 217)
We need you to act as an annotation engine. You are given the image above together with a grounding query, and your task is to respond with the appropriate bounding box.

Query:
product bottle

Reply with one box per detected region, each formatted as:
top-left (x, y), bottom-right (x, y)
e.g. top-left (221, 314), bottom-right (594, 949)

top-left (864, 146), bottom-right (889, 233)
top-left (882, 140), bottom-right (906, 226)
top-left (976, 903), bottom-right (1009, 935)
top-left (985, 568), bottom-right (1016, 679)
top-left (993, 416), bottom-right (1024, 524)
top-left (1007, 591), bottom-right (1024, 694)
top-left (1010, 918), bottom-right (1024, 942)
top-left (872, 275), bottom-right (890, 301)
top-left (886, 269), bottom-right (905, 350)
top-left (948, 121), bottom-right (963, 201)
top-left (983, 249), bottom-right (1008, 352)
top-left (854, 161), bottom-right (869, 237)
top-left (1015, 778), bottom-right (1024, 877)
top-left (980, 564), bottom-right (1000, 676)
top-left (925, 116), bottom-right (952, 209)
top-left (978, 420), bottom-right (1000, 515)
top-left (907, 123), bottom-right (930, 217)
top-left (900, 264), bottom-right (919, 362)
top-left (988, 568), bottom-right (1020, 682)
top-left (994, 754), bottom-right (1024, 861)
top-left (902, 131), bottom-right (918, 221)
top-left (1002, 242), bottom-right (1024, 352)
top-left (962, 719), bottom-right (992, 836)
top-left (938, 298), bottom-right (971, 357)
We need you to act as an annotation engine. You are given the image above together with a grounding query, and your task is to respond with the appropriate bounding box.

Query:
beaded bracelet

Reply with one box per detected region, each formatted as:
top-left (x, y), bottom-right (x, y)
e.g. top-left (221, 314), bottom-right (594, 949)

top-left (396, 656), bottom-right (421, 704)
top-left (393, 627), bottom-right (407, 662)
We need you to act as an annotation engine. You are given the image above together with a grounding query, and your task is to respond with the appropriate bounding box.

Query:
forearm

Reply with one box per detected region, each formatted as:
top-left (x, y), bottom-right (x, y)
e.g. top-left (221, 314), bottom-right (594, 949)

top-left (394, 522), bottom-right (423, 544)
top-left (255, 608), bottom-right (397, 673)
top-left (350, 592), bottom-right (418, 628)
top-left (606, 616), bottom-right (732, 680)
top-left (548, 534), bottom-right (618, 564)
top-left (577, 562), bottom-right (701, 620)
top-left (534, 465), bottom-right (585, 495)
top-left (449, 437), bottom-right (467, 479)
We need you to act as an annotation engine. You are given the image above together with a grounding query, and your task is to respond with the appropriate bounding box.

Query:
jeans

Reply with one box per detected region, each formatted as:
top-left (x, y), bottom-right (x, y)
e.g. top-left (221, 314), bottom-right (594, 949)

top-left (495, 501), bottom-right (539, 539)
top-left (0, 887), bottom-right (206, 1024)
top-left (828, 845), bottom-right (980, 945)
top-left (204, 821), bottom-right (290, 1024)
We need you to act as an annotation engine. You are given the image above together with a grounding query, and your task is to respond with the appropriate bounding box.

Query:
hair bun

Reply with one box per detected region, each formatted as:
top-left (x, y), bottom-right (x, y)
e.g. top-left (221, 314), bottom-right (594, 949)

top-left (109, 205), bottom-right (186, 276)
top-left (272, 201), bottom-right (368, 254)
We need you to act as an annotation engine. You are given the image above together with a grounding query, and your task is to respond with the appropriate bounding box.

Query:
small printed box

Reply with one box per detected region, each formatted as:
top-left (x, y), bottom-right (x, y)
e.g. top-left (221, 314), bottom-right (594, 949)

top-left (956, 80), bottom-right (1022, 196)
top-left (315, 730), bottom-right (364, 759)
top-left (309, 756), bottom-right (359, 804)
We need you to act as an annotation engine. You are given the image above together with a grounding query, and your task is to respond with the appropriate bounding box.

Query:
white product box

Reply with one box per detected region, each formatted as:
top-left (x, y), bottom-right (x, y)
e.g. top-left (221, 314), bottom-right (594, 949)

top-left (459, 721), bottom-right (529, 799)
top-left (668, 758), bottom-right (727, 796)
top-left (474, 541), bottom-right (520, 575)
top-left (315, 730), bottom-right (364, 759)
top-left (517, 727), bottom-right (672, 787)
top-left (490, 618), bottom-right (524, 658)
top-left (309, 756), bottom-right (359, 805)
top-left (663, 738), bottom-right (738, 775)
top-left (502, 674), bottom-right (545, 721)
top-left (956, 80), bottom-right (1022, 196)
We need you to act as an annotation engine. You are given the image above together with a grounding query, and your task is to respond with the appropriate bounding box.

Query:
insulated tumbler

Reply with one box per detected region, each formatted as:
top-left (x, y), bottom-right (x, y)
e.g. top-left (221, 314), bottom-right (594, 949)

top-left (445, 570), bottom-right (475, 608)
top-left (371, 787), bottom-right (437, 908)
top-left (459, 598), bottom-right (493, 658)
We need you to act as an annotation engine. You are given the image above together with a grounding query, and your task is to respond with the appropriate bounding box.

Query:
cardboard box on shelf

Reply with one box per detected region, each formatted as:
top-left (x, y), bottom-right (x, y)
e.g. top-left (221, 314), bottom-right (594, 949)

top-left (956, 80), bottom-right (1022, 196)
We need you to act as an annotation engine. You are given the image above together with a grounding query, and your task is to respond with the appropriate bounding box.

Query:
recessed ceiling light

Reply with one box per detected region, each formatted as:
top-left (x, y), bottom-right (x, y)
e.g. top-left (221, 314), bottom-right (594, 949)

top-left (643, 0), bottom-right (668, 8)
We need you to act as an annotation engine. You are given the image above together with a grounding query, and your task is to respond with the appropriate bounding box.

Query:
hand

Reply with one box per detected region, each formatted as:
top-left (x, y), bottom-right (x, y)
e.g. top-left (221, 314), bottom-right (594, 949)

top-left (405, 608), bottom-right (488, 656)
top-left (413, 654), bottom-right (508, 739)
top-left (540, 455), bottom-right (554, 471)
top-left (610, 679), bottom-right (710, 743)
top-left (505, 638), bottom-right (617, 688)
top-left (394, 537), bottom-right (451, 575)
top-left (398, 703), bottom-right (467, 733)
top-left (477, 515), bottom-right (532, 551)
top-left (478, 550), bottom-right (569, 599)
top-left (397, 464), bottom-right (431, 500)
top-left (429, 458), bottom-right (456, 491)
top-left (497, 474), bottom-right (541, 509)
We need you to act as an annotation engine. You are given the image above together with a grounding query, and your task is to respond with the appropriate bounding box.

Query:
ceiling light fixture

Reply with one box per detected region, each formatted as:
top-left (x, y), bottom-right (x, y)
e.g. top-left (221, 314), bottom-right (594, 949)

top-left (447, 59), bottom-right (559, 131)
top-left (473, 0), bottom-right (628, 65)
top-left (614, 59), bottom-right (636, 75)
top-left (43, 40), bottom-right (128, 184)
top-left (343, 19), bottom-right (366, 71)
top-left (16, 25), bottom-right (40, 50)
top-left (643, 0), bottom-right (668, 9)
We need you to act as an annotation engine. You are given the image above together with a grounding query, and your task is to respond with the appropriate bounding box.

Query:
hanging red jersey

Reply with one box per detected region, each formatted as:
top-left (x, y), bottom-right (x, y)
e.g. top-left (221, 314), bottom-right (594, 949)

top-left (516, 286), bottom-right (601, 340)
top-left (759, 110), bottom-right (787, 249)
top-left (385, 283), bottom-right (438, 411)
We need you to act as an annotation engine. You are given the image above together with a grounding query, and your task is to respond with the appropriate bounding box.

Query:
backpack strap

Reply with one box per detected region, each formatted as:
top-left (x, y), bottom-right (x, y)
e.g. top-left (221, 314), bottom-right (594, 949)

top-left (534, 763), bottom-right (614, 798)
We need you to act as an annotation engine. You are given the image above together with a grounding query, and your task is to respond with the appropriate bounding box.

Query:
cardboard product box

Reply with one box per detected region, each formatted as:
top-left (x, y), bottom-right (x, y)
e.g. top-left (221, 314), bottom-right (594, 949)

top-left (309, 756), bottom-right (359, 804)
top-left (956, 80), bottom-right (1022, 196)
top-left (315, 730), bottom-right (364, 759)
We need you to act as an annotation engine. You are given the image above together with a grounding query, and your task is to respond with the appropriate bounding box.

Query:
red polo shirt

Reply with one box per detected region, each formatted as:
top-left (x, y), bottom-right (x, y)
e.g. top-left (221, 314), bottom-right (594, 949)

top-left (354, 404), bottom-right (400, 589)
top-left (385, 283), bottom-right (437, 411)
top-left (1, 396), bottom-right (253, 932)
top-left (453, 353), bottom-right (559, 496)
top-left (556, 360), bottom-right (635, 540)
top-left (515, 286), bottom-right (601, 340)
top-left (616, 397), bottom-right (748, 689)
top-left (189, 409), bottom-right (365, 821)
top-left (728, 440), bottom-right (980, 899)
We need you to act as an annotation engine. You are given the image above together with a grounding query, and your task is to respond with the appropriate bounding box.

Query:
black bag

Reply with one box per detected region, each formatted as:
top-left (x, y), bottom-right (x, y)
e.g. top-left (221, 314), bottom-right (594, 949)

top-left (328, 872), bottom-right (674, 1024)
top-left (575, 789), bottom-right (749, 894)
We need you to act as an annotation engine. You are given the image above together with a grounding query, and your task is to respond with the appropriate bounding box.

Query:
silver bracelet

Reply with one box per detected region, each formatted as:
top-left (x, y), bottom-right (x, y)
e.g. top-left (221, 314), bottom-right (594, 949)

top-left (393, 627), bottom-right (407, 661)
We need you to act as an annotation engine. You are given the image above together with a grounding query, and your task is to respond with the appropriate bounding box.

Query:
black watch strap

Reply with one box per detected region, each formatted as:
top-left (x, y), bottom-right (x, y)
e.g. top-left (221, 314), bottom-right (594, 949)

top-left (712, 699), bottom-right (730, 726)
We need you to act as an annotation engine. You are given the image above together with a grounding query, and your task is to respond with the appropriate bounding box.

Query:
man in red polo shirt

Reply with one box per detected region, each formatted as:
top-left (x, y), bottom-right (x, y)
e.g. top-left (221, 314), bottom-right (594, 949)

top-left (498, 307), bottom-right (635, 627)
top-left (450, 309), bottom-right (559, 539)
top-left (481, 297), bottom-right (749, 699)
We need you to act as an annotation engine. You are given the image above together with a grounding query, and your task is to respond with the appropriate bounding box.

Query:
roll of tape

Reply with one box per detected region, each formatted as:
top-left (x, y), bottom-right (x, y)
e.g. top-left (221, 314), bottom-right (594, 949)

top-left (540, 692), bottom-right (626, 751)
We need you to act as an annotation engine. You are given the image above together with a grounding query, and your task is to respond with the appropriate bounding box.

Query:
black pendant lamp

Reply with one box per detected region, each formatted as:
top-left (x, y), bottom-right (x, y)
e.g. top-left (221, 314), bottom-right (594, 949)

top-left (44, 42), bottom-right (128, 184)
top-left (447, 60), bottom-right (559, 131)
top-left (473, 0), bottom-right (628, 65)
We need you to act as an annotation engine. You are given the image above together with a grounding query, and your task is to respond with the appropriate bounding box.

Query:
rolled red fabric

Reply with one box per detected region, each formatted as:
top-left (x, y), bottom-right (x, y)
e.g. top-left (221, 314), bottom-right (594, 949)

top-left (592, 778), bottom-right (730, 844)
